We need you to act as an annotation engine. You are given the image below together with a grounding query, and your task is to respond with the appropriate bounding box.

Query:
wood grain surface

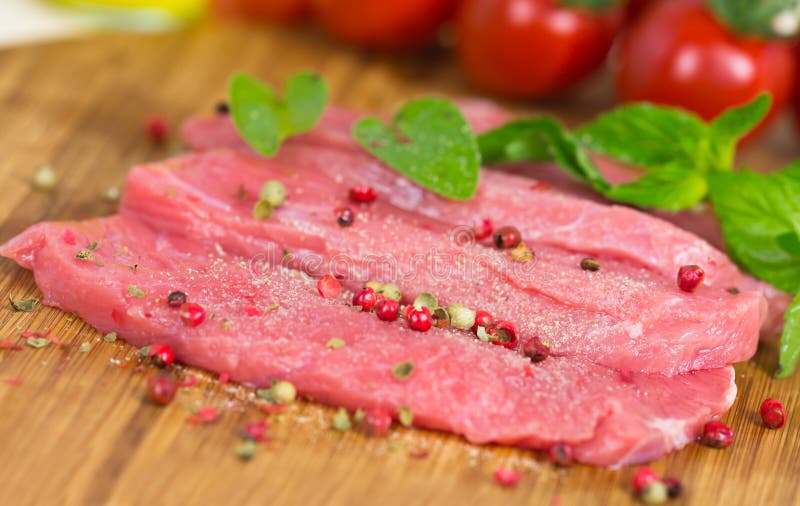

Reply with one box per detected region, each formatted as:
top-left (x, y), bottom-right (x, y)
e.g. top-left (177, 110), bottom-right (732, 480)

top-left (0, 23), bottom-right (799, 506)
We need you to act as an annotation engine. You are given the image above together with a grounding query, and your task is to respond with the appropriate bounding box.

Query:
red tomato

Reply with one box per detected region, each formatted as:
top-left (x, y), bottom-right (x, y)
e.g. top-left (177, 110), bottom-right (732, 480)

top-left (455, 0), bottom-right (623, 98)
top-left (616, 0), bottom-right (794, 137)
top-left (311, 0), bottom-right (457, 50)
top-left (212, 0), bottom-right (311, 23)
top-left (624, 0), bottom-right (660, 22)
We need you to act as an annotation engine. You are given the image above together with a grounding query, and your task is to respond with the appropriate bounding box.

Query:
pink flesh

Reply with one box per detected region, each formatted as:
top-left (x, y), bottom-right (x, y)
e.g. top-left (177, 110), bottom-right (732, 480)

top-left (0, 216), bottom-right (737, 467)
top-left (181, 107), bottom-right (788, 338)
top-left (123, 148), bottom-right (763, 375)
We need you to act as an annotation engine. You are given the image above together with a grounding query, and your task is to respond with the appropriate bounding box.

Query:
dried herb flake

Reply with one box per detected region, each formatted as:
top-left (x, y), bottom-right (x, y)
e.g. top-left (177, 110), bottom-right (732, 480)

top-left (332, 407), bottom-right (352, 431)
top-left (325, 338), bottom-right (345, 349)
top-left (10, 297), bottom-right (39, 312)
top-left (236, 440), bottom-right (257, 461)
top-left (103, 332), bottom-right (117, 343)
top-left (75, 249), bottom-right (94, 261)
top-left (398, 406), bottom-right (414, 427)
top-left (78, 342), bottom-right (91, 353)
top-left (127, 286), bottom-right (146, 298)
top-left (26, 337), bottom-right (49, 349)
top-left (392, 361), bottom-right (415, 381)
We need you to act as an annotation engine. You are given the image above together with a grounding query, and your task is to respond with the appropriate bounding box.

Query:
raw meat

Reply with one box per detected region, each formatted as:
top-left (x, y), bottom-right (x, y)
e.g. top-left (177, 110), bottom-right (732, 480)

top-left (120, 149), bottom-right (763, 375)
top-left (181, 107), bottom-right (789, 337)
top-left (0, 215), bottom-right (737, 467)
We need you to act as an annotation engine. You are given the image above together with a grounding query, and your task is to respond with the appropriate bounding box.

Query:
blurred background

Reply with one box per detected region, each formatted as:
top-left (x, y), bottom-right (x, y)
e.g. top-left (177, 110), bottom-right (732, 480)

top-left (1, 0), bottom-right (798, 143)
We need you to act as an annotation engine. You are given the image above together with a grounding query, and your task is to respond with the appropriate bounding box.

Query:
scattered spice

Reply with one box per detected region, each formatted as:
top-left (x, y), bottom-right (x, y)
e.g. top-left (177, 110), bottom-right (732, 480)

top-left (179, 302), bottom-right (206, 327)
top-left (473, 218), bottom-right (493, 241)
top-left (349, 185), bottom-right (378, 203)
top-left (186, 406), bottom-right (219, 425)
top-left (493, 468), bottom-right (522, 487)
top-left (407, 306), bottom-right (433, 332)
top-left (352, 287), bottom-right (379, 312)
top-left (147, 373), bottom-right (177, 405)
top-left (640, 481), bottom-right (668, 504)
top-left (699, 421), bottom-right (734, 448)
top-left (335, 206), bottom-right (354, 227)
top-left (759, 398), bottom-right (786, 429)
top-left (397, 406), bottom-right (414, 427)
top-left (0, 339), bottom-right (22, 351)
top-left (493, 226), bottom-right (522, 249)
top-left (253, 199), bottom-right (274, 220)
top-left (662, 477), bottom-right (683, 499)
top-left (375, 298), bottom-right (400, 321)
top-left (727, 287), bottom-right (740, 295)
top-left (580, 257), bottom-right (601, 271)
top-left (548, 443), bottom-right (573, 466)
top-left (259, 180), bottom-right (287, 207)
top-left (167, 291), bottom-right (187, 307)
top-left (447, 303), bottom-right (476, 330)
top-left (413, 292), bottom-right (438, 311)
top-left (361, 407), bottom-right (392, 437)
top-left (129, 263), bottom-right (139, 273)
top-left (270, 381), bottom-right (297, 404)
top-left (103, 332), bottom-right (117, 343)
top-left (392, 361), bottom-right (415, 381)
top-left (26, 337), bottom-right (49, 349)
top-left (510, 242), bottom-right (534, 263)
top-left (241, 420), bottom-right (269, 442)
top-left (178, 375), bottom-right (199, 388)
top-left (677, 265), bottom-right (705, 292)
top-left (144, 115), bottom-right (169, 143)
top-left (317, 275), bottom-right (342, 299)
top-left (148, 343), bottom-right (175, 367)
top-left (488, 320), bottom-right (519, 349)
top-left (476, 326), bottom-right (491, 342)
top-left (32, 165), bottom-right (57, 191)
top-left (3, 377), bottom-right (22, 386)
top-left (75, 249), bottom-right (94, 261)
top-left (102, 186), bottom-right (120, 203)
top-left (325, 338), bottom-right (346, 349)
top-left (408, 448), bottom-right (429, 459)
top-left (9, 297), bottom-right (38, 312)
top-left (632, 467), bottom-right (660, 494)
top-left (87, 241), bottom-right (99, 250)
top-left (432, 307), bottom-right (450, 328)
top-left (78, 342), bottom-right (91, 353)
top-left (216, 101), bottom-right (230, 115)
top-left (235, 440), bottom-right (257, 461)
top-left (472, 310), bottom-right (493, 334)
top-left (523, 338), bottom-right (550, 363)
top-left (127, 285), bottom-right (146, 298)
top-left (332, 407), bottom-right (352, 431)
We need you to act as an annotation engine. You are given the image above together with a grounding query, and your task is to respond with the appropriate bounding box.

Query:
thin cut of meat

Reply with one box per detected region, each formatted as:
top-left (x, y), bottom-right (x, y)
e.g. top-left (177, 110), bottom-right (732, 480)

top-left (180, 108), bottom-right (789, 338)
top-left (0, 215), bottom-right (737, 467)
top-left (120, 150), bottom-right (763, 375)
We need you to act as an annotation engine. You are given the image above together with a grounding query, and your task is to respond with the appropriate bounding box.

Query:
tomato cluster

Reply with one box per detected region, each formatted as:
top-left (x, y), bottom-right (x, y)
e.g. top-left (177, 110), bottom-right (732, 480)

top-left (214, 0), bottom-right (800, 138)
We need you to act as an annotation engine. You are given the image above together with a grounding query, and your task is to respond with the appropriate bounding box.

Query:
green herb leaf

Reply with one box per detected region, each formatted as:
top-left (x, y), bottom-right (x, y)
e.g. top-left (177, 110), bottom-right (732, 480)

top-left (26, 337), bottom-right (49, 349)
top-left (353, 98), bottom-right (480, 200)
top-left (777, 293), bottom-right (800, 378)
top-left (708, 165), bottom-right (800, 294)
top-left (578, 103), bottom-right (711, 170)
top-left (709, 0), bottom-right (800, 38)
top-left (391, 361), bottom-right (415, 381)
top-left (710, 94), bottom-right (771, 147)
top-left (332, 407), bottom-right (352, 431)
top-left (10, 297), bottom-right (39, 312)
top-left (138, 345), bottom-right (152, 358)
top-left (325, 338), bottom-right (345, 349)
top-left (605, 164), bottom-right (709, 211)
top-left (478, 117), bottom-right (610, 193)
top-left (127, 286), bottom-right (146, 298)
top-left (103, 332), bottom-right (117, 343)
top-left (398, 406), bottom-right (414, 427)
top-left (229, 72), bottom-right (329, 157)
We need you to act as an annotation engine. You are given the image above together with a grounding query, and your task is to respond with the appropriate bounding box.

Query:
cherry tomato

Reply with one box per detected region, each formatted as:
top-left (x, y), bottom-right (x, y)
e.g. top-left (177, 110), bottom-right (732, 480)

top-left (455, 0), bottom-right (623, 98)
top-left (311, 0), bottom-right (457, 50)
top-left (616, 0), bottom-right (795, 138)
top-left (624, 0), bottom-right (660, 23)
top-left (212, 0), bottom-right (310, 23)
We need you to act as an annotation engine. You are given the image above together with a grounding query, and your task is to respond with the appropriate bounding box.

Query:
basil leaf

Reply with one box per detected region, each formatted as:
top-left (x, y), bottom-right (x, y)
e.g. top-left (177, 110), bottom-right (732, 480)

top-left (478, 117), bottom-right (610, 193)
top-left (229, 72), bottom-right (329, 157)
top-left (708, 165), bottom-right (800, 294)
top-left (777, 293), bottom-right (800, 378)
top-left (708, 94), bottom-right (772, 169)
top-left (577, 103), bottom-right (709, 169)
top-left (709, 0), bottom-right (800, 38)
top-left (607, 164), bottom-right (708, 211)
top-left (353, 98), bottom-right (480, 200)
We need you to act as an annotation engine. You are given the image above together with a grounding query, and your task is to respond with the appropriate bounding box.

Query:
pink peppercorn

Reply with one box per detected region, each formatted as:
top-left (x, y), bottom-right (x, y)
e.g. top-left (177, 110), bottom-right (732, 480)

top-left (407, 306), bottom-right (433, 332)
top-left (493, 226), bottom-right (522, 249)
top-left (349, 186), bottom-right (378, 203)
top-left (375, 298), bottom-right (400, 321)
top-left (179, 302), bottom-right (205, 327)
top-left (144, 115), bottom-right (169, 143)
top-left (148, 343), bottom-right (175, 367)
top-left (147, 373), bottom-right (177, 405)
top-left (677, 265), bottom-right (705, 292)
top-left (759, 398), bottom-right (787, 430)
top-left (699, 421), bottom-right (734, 448)
top-left (361, 407), bottom-right (392, 437)
top-left (352, 287), bottom-right (378, 312)
top-left (472, 310), bottom-right (494, 333)
top-left (493, 468), bottom-right (522, 487)
top-left (473, 218), bottom-right (493, 241)
top-left (632, 467), bottom-right (660, 494)
top-left (317, 274), bottom-right (342, 299)
top-left (488, 320), bottom-right (519, 349)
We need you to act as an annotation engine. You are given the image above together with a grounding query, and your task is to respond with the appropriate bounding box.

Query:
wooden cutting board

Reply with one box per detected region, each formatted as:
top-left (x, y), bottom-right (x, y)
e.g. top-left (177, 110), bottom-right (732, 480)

top-left (1, 24), bottom-right (799, 506)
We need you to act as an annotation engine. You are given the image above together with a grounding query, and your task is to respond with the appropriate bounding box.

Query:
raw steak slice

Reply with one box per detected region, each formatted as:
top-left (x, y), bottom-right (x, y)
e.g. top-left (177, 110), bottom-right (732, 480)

top-left (0, 216), bottom-right (737, 467)
top-left (180, 109), bottom-right (789, 337)
top-left (120, 150), bottom-right (763, 375)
